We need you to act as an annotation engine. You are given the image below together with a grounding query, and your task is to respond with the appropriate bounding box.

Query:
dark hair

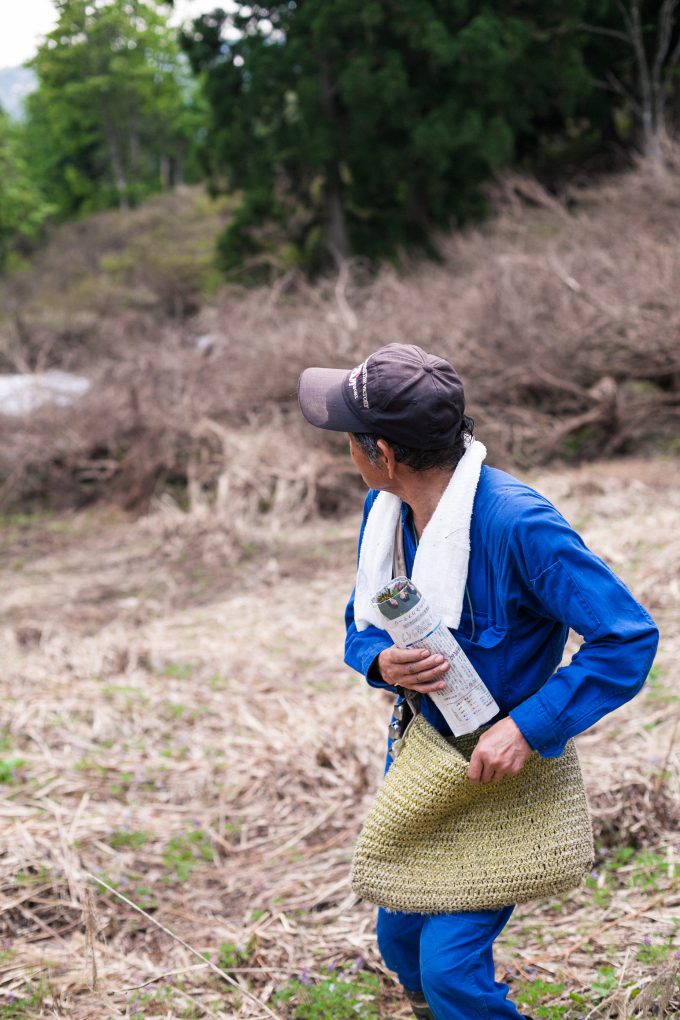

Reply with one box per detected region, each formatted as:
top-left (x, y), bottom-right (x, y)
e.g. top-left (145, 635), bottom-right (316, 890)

top-left (352, 416), bottom-right (475, 472)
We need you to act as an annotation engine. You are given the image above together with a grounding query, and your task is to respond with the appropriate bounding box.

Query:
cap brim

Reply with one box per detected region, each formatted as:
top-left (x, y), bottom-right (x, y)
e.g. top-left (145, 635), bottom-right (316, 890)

top-left (297, 366), bottom-right (368, 434)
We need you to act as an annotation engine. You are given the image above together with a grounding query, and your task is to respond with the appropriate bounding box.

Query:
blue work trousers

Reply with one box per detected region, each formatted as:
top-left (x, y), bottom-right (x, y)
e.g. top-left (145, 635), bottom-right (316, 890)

top-left (377, 905), bottom-right (524, 1019)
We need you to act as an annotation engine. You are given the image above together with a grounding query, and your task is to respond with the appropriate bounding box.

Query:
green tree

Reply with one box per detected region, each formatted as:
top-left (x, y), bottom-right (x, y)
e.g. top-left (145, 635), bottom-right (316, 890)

top-left (181, 1), bottom-right (595, 276)
top-left (0, 108), bottom-right (53, 269)
top-left (25, 0), bottom-right (205, 217)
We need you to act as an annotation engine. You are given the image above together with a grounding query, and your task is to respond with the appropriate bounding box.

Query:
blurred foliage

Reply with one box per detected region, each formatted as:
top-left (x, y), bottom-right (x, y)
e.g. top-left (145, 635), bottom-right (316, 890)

top-left (180, 1), bottom-right (594, 277)
top-left (1, 0), bottom-right (678, 282)
top-left (0, 108), bottom-right (54, 269)
top-left (179, 0), bottom-right (680, 278)
top-left (22, 0), bottom-right (206, 219)
top-left (0, 188), bottom-right (231, 353)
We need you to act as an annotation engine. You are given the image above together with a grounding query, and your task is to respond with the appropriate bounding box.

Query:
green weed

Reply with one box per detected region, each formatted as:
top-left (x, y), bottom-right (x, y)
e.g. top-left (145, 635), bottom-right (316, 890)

top-left (95, 872), bottom-right (158, 911)
top-left (74, 755), bottom-right (107, 775)
top-left (162, 830), bottom-right (213, 882)
top-left (273, 968), bottom-right (380, 1020)
top-left (584, 874), bottom-right (612, 909)
top-left (0, 978), bottom-right (50, 1017)
top-left (101, 682), bottom-right (147, 706)
top-left (108, 769), bottom-right (135, 797)
top-left (611, 848), bottom-right (672, 892)
top-left (217, 938), bottom-right (254, 972)
top-left (644, 664), bottom-right (679, 705)
top-left (128, 883), bottom-right (159, 910)
top-left (590, 846), bottom-right (676, 899)
top-left (636, 937), bottom-right (676, 965)
top-left (159, 700), bottom-right (187, 720)
top-left (0, 757), bottom-right (25, 784)
top-left (515, 978), bottom-right (566, 1018)
top-left (15, 866), bottom-right (52, 885)
top-left (128, 984), bottom-right (173, 1013)
top-left (160, 745), bottom-right (189, 759)
top-left (591, 965), bottom-right (618, 999)
top-left (108, 828), bottom-right (149, 850)
top-left (162, 662), bottom-right (192, 679)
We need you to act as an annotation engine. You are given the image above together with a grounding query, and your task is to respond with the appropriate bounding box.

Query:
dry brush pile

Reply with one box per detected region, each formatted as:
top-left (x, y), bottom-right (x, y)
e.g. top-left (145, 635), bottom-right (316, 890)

top-left (0, 456), bottom-right (678, 1018)
top-left (1, 158), bottom-right (680, 516)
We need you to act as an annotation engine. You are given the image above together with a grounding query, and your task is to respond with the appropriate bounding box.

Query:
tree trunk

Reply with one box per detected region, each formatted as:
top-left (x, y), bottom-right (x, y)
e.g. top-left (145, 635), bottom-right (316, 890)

top-left (159, 154), bottom-right (171, 190)
top-left (641, 104), bottom-right (664, 163)
top-left (175, 150), bottom-right (184, 187)
top-left (644, 122), bottom-right (664, 163)
top-left (102, 108), bottom-right (129, 209)
top-left (319, 60), bottom-right (351, 261)
top-left (326, 176), bottom-right (351, 261)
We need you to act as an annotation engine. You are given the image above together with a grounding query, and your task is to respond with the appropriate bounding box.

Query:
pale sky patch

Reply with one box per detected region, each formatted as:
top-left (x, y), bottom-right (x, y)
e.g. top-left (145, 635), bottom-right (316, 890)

top-left (0, 0), bottom-right (59, 67)
top-left (0, 0), bottom-right (235, 69)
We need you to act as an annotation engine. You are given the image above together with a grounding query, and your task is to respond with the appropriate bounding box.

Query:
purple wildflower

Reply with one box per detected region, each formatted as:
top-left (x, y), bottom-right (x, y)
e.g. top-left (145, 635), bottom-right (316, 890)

top-left (299, 968), bottom-right (312, 986)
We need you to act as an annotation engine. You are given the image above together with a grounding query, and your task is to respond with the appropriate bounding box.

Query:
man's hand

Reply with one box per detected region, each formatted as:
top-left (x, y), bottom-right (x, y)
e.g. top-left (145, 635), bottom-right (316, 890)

top-left (468, 716), bottom-right (532, 784)
top-left (377, 647), bottom-right (449, 693)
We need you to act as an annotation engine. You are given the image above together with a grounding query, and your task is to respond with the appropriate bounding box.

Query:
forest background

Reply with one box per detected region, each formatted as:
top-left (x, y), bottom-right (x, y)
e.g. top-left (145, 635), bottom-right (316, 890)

top-left (1, 2), bottom-right (679, 1019)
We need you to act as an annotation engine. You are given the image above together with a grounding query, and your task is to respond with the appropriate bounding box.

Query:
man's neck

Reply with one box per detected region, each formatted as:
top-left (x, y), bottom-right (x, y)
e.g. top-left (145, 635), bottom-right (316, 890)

top-left (397, 468), bottom-right (454, 540)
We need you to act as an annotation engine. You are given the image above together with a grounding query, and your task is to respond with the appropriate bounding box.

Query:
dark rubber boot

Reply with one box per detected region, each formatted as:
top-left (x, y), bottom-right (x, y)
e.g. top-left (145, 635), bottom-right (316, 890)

top-left (404, 988), bottom-right (435, 1019)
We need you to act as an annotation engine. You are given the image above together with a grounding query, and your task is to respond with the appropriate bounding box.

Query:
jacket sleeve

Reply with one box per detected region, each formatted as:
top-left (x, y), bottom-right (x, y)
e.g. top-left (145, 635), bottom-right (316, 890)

top-left (508, 501), bottom-right (659, 757)
top-left (344, 490), bottom-right (393, 689)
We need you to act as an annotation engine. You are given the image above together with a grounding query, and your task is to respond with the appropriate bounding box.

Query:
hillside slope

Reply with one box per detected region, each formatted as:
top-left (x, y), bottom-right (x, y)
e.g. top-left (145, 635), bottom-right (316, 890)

top-left (0, 164), bottom-right (679, 515)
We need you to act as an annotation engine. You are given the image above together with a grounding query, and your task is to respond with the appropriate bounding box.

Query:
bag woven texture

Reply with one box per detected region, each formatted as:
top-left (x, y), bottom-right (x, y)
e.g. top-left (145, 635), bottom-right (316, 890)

top-left (351, 714), bottom-right (594, 913)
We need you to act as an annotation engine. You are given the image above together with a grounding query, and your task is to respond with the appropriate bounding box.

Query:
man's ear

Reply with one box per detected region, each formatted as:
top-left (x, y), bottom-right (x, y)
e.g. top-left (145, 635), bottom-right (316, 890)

top-left (376, 439), bottom-right (397, 479)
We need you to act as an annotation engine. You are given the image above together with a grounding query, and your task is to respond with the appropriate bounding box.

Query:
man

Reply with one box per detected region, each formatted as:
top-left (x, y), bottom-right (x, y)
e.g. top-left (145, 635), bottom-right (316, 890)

top-left (297, 343), bottom-right (658, 1020)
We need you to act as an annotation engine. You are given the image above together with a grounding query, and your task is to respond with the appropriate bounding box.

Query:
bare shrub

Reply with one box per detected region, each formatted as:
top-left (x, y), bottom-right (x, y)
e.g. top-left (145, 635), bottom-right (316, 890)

top-left (0, 187), bottom-right (232, 372)
top-left (1, 162), bottom-right (679, 514)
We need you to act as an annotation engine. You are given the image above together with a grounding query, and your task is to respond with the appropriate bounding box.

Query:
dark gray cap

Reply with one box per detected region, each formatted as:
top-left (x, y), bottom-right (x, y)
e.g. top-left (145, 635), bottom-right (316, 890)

top-left (297, 343), bottom-right (465, 450)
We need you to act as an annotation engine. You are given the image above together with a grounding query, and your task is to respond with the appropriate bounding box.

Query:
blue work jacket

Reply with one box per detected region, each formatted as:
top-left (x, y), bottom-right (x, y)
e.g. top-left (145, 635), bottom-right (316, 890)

top-left (344, 465), bottom-right (659, 757)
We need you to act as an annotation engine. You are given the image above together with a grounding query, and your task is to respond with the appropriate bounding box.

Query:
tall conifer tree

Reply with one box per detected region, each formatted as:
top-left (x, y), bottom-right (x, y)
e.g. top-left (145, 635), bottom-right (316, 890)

top-left (181, 1), bottom-right (594, 274)
top-left (25, 0), bottom-right (203, 216)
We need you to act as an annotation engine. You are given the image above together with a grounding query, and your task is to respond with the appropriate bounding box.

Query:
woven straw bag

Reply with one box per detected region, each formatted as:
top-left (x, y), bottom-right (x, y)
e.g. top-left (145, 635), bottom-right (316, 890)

top-left (351, 712), bottom-right (594, 913)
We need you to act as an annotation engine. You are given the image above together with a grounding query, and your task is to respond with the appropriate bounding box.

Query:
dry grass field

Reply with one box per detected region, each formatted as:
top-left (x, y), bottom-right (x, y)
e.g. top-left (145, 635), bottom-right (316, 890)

top-left (1, 454), bottom-right (679, 1019)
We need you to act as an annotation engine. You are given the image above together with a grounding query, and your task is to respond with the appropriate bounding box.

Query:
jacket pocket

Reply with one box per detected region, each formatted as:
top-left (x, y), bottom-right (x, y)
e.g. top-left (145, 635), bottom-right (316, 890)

top-left (453, 620), bottom-right (510, 702)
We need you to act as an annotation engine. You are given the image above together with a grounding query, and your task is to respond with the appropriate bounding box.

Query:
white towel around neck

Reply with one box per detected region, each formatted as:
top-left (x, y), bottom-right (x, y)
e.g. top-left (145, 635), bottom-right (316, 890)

top-left (354, 438), bottom-right (487, 632)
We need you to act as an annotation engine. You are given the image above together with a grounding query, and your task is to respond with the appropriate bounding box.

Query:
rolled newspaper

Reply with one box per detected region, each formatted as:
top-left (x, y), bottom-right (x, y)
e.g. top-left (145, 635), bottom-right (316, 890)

top-left (372, 576), bottom-right (499, 735)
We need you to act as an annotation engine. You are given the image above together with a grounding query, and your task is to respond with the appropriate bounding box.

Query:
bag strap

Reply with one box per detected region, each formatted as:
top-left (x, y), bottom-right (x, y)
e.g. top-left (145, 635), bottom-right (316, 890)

top-left (388, 512), bottom-right (422, 758)
top-left (392, 511), bottom-right (407, 578)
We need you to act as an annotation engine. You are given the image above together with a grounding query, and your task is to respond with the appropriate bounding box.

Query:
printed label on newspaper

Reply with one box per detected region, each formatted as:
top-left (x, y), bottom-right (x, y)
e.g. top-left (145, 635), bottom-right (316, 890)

top-left (372, 576), bottom-right (499, 735)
